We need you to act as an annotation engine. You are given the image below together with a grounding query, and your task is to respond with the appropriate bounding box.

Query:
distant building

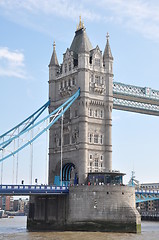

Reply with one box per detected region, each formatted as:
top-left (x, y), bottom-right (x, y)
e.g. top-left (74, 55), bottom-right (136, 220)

top-left (0, 196), bottom-right (13, 211)
top-left (137, 183), bottom-right (159, 215)
top-left (0, 196), bottom-right (29, 215)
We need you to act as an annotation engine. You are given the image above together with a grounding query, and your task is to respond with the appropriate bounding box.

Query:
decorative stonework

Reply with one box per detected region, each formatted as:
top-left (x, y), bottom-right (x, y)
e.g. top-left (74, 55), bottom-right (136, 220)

top-left (59, 86), bottom-right (77, 96)
top-left (89, 100), bottom-right (104, 106)
top-left (89, 82), bottom-right (106, 94)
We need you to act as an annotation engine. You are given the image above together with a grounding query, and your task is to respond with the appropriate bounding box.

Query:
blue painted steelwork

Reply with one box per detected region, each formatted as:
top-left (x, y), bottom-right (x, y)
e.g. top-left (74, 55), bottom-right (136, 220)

top-left (113, 82), bottom-right (159, 115)
top-left (0, 88), bottom-right (80, 162)
top-left (135, 190), bottom-right (159, 203)
top-left (0, 101), bottom-right (50, 139)
top-left (113, 82), bottom-right (159, 100)
top-left (0, 184), bottom-right (69, 195)
top-left (113, 98), bottom-right (159, 114)
top-left (61, 163), bottom-right (76, 186)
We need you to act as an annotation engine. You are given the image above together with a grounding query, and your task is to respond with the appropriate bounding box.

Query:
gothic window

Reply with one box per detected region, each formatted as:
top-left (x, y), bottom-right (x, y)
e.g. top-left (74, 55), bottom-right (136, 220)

top-left (95, 75), bottom-right (100, 85)
top-left (64, 80), bottom-right (67, 88)
top-left (90, 162), bottom-right (92, 172)
top-left (100, 110), bottom-right (103, 118)
top-left (60, 81), bottom-right (63, 89)
top-left (72, 78), bottom-right (75, 85)
top-left (89, 109), bottom-right (93, 117)
top-left (89, 133), bottom-right (93, 143)
top-left (64, 134), bottom-right (69, 145)
top-left (74, 59), bottom-right (78, 67)
top-left (100, 135), bottom-right (103, 144)
top-left (65, 64), bottom-right (67, 73)
top-left (94, 134), bottom-right (98, 144)
top-left (95, 109), bottom-right (98, 117)
top-left (69, 62), bottom-right (71, 71)
top-left (89, 56), bottom-right (92, 64)
top-left (89, 154), bottom-right (93, 160)
top-left (68, 79), bottom-right (71, 87)
top-left (94, 158), bottom-right (98, 172)
top-left (95, 58), bottom-right (100, 67)
top-left (100, 155), bottom-right (103, 161)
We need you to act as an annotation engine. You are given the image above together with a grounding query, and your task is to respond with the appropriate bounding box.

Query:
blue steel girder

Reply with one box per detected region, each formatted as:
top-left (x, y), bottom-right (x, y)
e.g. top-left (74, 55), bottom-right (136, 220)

top-left (135, 190), bottom-right (159, 203)
top-left (136, 196), bottom-right (159, 203)
top-left (113, 82), bottom-right (159, 116)
top-left (0, 88), bottom-right (80, 162)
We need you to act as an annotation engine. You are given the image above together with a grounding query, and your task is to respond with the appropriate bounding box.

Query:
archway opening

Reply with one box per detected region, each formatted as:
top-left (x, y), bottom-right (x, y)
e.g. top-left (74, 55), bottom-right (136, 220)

top-left (62, 163), bottom-right (78, 186)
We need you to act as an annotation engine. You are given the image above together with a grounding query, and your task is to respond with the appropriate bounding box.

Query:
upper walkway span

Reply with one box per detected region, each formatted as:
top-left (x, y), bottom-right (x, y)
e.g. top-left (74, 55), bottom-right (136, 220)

top-left (113, 82), bottom-right (159, 115)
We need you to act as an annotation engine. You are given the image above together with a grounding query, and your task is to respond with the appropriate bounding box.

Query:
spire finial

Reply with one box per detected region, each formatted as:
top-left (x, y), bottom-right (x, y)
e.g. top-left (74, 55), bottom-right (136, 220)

top-left (106, 32), bottom-right (109, 40)
top-left (77, 16), bottom-right (84, 30)
top-left (53, 41), bottom-right (56, 50)
top-left (79, 15), bottom-right (82, 28)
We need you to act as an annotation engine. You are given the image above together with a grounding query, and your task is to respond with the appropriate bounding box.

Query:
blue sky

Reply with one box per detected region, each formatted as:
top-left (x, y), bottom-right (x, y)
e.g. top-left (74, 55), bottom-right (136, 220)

top-left (0, 0), bottom-right (159, 185)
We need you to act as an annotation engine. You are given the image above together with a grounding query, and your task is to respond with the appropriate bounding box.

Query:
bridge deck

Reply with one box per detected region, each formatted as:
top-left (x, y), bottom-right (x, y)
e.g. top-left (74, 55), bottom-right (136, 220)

top-left (0, 185), bottom-right (69, 195)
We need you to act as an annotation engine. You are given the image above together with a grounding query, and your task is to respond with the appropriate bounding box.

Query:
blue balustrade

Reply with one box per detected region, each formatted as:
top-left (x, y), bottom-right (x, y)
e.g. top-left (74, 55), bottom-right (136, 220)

top-left (0, 184), bottom-right (69, 195)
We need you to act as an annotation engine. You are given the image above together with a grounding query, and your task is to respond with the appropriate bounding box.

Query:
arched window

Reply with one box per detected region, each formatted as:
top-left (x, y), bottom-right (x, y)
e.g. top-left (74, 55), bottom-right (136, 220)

top-left (89, 133), bottom-right (93, 143)
top-left (89, 109), bottom-right (93, 117)
top-left (95, 109), bottom-right (98, 117)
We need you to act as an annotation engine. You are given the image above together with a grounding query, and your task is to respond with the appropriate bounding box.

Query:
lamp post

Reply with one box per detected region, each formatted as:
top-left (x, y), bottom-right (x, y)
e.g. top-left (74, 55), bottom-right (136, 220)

top-left (60, 109), bottom-right (63, 186)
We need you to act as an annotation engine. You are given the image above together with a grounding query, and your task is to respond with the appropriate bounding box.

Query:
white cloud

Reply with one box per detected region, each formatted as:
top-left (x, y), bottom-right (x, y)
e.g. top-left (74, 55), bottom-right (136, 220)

top-left (0, 47), bottom-right (27, 78)
top-left (96, 0), bottom-right (159, 41)
top-left (0, 0), bottom-right (100, 21)
top-left (1, 0), bottom-right (159, 41)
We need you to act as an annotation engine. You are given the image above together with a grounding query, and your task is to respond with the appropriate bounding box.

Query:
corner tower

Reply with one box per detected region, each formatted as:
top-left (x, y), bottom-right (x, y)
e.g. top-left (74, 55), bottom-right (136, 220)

top-left (48, 19), bottom-right (113, 184)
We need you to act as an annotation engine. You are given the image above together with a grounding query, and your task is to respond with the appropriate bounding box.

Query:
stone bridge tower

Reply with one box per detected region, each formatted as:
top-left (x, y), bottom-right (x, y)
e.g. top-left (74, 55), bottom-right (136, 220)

top-left (28, 19), bottom-right (140, 233)
top-left (48, 18), bottom-right (113, 184)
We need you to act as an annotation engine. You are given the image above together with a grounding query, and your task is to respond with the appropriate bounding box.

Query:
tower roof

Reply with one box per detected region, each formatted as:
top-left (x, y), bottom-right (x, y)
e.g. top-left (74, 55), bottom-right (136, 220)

top-left (49, 41), bottom-right (59, 67)
top-left (103, 33), bottom-right (113, 60)
top-left (70, 18), bottom-right (93, 57)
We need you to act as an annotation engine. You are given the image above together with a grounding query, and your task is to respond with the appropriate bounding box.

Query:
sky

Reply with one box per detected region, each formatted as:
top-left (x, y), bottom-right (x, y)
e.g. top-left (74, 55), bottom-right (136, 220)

top-left (0, 0), bottom-right (159, 185)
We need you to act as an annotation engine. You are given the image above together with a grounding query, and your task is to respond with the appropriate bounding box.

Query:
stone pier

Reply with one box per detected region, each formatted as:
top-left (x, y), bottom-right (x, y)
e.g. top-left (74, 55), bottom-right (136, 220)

top-left (27, 185), bottom-right (141, 233)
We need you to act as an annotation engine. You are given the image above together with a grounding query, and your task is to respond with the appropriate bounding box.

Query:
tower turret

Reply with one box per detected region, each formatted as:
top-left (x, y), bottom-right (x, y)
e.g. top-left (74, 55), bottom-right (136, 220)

top-left (49, 41), bottom-right (59, 79)
top-left (48, 41), bottom-right (59, 105)
top-left (103, 33), bottom-right (113, 73)
top-left (103, 33), bottom-right (114, 172)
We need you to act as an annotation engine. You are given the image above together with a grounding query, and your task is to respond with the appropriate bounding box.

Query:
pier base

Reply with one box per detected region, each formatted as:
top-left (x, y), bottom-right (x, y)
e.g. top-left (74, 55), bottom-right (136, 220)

top-left (27, 185), bottom-right (141, 233)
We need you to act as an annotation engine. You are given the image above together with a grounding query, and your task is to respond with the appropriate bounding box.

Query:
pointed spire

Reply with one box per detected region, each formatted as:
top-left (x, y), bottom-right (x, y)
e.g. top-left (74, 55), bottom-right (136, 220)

top-left (49, 41), bottom-right (59, 67)
top-left (70, 17), bottom-right (93, 56)
top-left (103, 32), bottom-right (113, 60)
top-left (77, 15), bottom-right (83, 31)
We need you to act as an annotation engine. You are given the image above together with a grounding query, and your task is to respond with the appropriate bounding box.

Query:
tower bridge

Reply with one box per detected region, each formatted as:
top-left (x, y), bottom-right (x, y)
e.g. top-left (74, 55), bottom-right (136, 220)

top-left (1, 18), bottom-right (159, 233)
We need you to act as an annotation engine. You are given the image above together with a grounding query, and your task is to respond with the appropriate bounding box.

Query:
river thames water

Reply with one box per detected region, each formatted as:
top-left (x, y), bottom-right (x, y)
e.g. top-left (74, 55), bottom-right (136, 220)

top-left (0, 216), bottom-right (159, 240)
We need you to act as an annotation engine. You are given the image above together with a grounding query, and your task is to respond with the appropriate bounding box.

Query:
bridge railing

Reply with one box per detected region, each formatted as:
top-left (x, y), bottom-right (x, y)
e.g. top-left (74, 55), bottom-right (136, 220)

top-left (0, 184), bottom-right (69, 195)
top-left (113, 82), bottom-right (159, 100)
top-left (135, 189), bottom-right (159, 194)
